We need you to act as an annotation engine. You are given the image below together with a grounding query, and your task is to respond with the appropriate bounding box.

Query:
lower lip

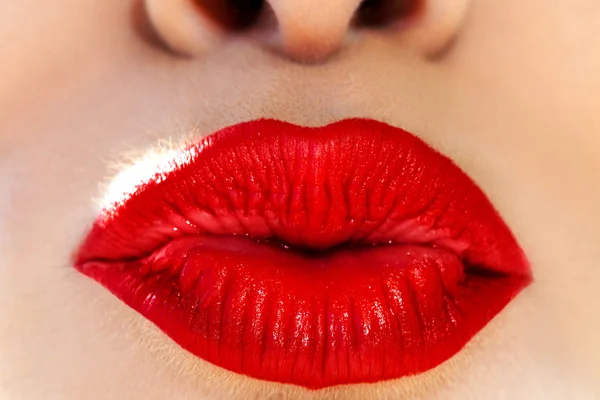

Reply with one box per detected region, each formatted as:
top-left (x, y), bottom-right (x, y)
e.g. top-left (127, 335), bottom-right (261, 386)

top-left (75, 119), bottom-right (531, 389)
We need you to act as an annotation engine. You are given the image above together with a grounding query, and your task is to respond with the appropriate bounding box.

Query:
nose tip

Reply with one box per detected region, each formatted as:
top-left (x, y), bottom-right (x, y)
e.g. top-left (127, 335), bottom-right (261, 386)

top-left (267, 0), bottom-right (363, 62)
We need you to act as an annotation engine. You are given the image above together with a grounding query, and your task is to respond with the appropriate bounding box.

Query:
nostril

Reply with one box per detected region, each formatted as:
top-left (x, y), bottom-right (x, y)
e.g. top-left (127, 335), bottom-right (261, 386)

top-left (193, 0), bottom-right (265, 31)
top-left (355, 0), bottom-right (421, 27)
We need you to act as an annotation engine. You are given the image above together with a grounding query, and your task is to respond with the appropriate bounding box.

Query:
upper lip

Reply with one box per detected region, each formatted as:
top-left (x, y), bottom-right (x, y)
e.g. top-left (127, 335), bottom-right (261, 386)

top-left (75, 118), bottom-right (531, 389)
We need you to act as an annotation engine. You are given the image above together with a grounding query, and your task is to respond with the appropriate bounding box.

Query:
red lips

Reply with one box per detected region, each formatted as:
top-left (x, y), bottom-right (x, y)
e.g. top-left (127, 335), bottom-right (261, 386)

top-left (75, 119), bottom-right (531, 389)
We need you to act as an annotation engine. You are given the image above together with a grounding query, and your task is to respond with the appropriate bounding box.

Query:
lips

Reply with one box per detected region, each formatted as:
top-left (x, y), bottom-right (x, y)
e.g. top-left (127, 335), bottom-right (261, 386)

top-left (75, 119), bottom-right (531, 389)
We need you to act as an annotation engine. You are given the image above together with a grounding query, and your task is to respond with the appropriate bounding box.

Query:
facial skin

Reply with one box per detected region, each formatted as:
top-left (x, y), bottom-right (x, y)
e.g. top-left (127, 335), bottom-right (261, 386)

top-left (1, 0), bottom-right (599, 399)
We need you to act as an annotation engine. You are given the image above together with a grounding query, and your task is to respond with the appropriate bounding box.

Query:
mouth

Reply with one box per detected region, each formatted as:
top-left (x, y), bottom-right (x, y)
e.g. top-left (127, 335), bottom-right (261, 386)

top-left (75, 118), bottom-right (531, 389)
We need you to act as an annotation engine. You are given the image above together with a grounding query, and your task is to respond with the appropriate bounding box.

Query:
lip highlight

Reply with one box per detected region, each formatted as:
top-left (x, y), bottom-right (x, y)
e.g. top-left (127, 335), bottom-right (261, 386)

top-left (75, 119), bottom-right (531, 389)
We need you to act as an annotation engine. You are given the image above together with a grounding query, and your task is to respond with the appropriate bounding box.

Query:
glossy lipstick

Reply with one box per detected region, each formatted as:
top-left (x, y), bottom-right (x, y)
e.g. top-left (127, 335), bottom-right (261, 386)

top-left (75, 119), bottom-right (531, 389)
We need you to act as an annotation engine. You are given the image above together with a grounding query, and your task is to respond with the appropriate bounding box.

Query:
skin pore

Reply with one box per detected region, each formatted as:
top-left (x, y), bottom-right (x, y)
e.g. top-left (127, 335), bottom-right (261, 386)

top-left (1, 0), bottom-right (599, 399)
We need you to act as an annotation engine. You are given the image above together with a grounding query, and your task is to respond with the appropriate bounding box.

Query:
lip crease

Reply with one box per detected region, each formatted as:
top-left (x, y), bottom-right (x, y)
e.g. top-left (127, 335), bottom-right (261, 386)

top-left (75, 118), bottom-right (531, 389)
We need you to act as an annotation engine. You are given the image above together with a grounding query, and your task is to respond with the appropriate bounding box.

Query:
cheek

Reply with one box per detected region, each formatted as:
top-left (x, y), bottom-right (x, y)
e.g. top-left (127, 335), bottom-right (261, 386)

top-left (0, 156), bottom-right (208, 398)
top-left (444, 0), bottom-right (600, 383)
top-left (462, 1), bottom-right (600, 287)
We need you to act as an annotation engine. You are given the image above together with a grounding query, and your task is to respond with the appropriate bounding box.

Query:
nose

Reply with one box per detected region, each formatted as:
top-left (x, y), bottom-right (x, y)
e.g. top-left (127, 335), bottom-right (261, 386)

top-left (146, 0), bottom-right (468, 62)
top-left (266, 0), bottom-right (363, 61)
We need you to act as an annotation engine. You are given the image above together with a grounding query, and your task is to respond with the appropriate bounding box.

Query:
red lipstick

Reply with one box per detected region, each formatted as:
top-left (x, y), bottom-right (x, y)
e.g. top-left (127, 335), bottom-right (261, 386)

top-left (75, 119), bottom-right (531, 389)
